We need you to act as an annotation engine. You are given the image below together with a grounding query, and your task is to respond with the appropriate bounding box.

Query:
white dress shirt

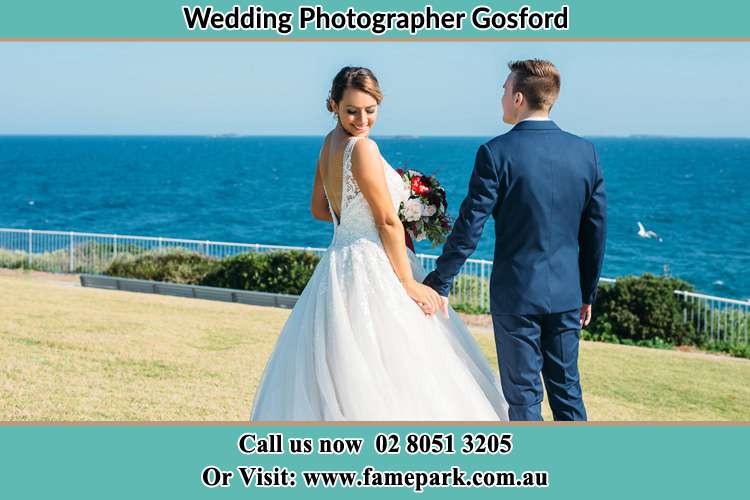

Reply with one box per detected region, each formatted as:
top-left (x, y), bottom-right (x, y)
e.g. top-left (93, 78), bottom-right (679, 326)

top-left (519, 116), bottom-right (551, 122)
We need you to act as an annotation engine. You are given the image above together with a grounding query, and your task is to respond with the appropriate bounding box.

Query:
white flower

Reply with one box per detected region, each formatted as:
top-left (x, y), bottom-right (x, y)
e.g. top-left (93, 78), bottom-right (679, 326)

top-left (403, 198), bottom-right (423, 222)
top-left (401, 182), bottom-right (411, 203)
top-left (408, 169), bottom-right (421, 177)
top-left (421, 204), bottom-right (437, 217)
top-left (415, 231), bottom-right (427, 241)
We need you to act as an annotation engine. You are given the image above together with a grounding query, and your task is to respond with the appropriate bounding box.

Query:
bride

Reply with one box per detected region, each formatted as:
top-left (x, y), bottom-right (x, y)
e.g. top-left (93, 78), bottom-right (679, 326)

top-left (250, 67), bottom-right (508, 421)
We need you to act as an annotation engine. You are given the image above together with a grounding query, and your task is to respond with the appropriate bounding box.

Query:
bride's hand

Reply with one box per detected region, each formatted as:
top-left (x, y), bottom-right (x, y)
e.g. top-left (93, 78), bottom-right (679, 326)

top-left (403, 280), bottom-right (443, 316)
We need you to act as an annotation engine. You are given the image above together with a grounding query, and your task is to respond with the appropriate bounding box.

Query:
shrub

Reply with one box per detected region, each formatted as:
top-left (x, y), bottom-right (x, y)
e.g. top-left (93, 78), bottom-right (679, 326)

top-left (449, 275), bottom-right (490, 314)
top-left (104, 249), bottom-right (218, 284)
top-left (0, 241), bottom-right (151, 274)
top-left (72, 241), bottom-right (149, 270)
top-left (200, 251), bottom-right (320, 295)
top-left (199, 252), bottom-right (268, 291)
top-left (590, 274), bottom-right (697, 345)
top-left (696, 339), bottom-right (750, 360)
top-left (0, 249), bottom-right (28, 269)
top-left (581, 329), bottom-right (674, 350)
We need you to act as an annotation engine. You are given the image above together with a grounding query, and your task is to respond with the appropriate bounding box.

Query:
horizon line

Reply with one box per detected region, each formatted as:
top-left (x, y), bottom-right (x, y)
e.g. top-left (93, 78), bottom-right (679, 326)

top-left (1, 133), bottom-right (749, 140)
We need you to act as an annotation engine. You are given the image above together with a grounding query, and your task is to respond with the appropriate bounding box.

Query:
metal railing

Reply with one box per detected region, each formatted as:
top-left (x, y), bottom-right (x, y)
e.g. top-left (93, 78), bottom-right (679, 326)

top-left (2, 228), bottom-right (746, 344)
top-left (674, 290), bottom-right (749, 344)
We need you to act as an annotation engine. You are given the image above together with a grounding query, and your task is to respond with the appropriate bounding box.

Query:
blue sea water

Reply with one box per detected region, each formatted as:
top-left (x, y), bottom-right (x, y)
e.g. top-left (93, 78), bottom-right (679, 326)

top-left (1, 135), bottom-right (748, 299)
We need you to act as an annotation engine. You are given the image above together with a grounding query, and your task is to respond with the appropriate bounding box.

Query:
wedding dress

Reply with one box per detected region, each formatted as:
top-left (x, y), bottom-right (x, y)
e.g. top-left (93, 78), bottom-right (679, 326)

top-left (250, 136), bottom-right (508, 421)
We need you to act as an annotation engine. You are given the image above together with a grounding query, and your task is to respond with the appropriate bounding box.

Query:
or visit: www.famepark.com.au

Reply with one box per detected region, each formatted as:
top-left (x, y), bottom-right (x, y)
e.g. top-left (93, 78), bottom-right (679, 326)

top-left (227, 465), bottom-right (549, 492)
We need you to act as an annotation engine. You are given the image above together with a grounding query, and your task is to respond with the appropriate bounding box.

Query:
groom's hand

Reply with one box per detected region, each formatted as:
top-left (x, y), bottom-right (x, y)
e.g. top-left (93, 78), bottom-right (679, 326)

top-left (580, 304), bottom-right (592, 328)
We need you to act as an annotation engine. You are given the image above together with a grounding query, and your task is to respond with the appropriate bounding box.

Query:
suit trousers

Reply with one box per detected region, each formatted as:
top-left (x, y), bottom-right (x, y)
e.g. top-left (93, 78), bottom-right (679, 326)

top-left (491, 310), bottom-right (587, 421)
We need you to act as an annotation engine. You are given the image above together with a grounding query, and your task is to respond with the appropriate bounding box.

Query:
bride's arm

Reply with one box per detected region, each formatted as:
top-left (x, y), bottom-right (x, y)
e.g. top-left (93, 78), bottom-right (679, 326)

top-left (351, 139), bottom-right (443, 315)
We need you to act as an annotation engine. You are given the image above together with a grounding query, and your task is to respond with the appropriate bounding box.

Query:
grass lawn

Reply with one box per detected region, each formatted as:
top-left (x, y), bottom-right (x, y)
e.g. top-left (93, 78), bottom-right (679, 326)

top-left (1, 270), bottom-right (748, 421)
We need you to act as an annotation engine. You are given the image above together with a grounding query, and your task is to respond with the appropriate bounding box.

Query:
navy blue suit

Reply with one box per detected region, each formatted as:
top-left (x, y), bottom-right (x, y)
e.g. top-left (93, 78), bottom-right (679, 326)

top-left (424, 120), bottom-right (607, 421)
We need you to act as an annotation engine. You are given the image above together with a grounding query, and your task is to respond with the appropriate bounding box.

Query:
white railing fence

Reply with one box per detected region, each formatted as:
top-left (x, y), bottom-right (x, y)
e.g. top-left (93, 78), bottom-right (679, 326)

top-left (674, 291), bottom-right (749, 345)
top-left (2, 229), bottom-right (504, 308)
top-left (2, 228), bottom-right (747, 344)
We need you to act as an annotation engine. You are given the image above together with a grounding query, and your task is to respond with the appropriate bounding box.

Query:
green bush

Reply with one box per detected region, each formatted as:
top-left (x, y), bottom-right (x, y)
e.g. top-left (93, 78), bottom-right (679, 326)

top-left (199, 252), bottom-right (267, 290)
top-left (102, 248), bottom-right (321, 294)
top-left (0, 241), bottom-right (150, 274)
top-left (73, 241), bottom-right (149, 267)
top-left (0, 249), bottom-right (28, 269)
top-left (105, 249), bottom-right (218, 284)
top-left (450, 275), bottom-right (490, 314)
top-left (0, 248), bottom-right (72, 272)
top-left (590, 274), bottom-right (697, 346)
top-left (201, 251), bottom-right (321, 295)
top-left (581, 329), bottom-right (674, 350)
top-left (68, 241), bottom-right (150, 273)
top-left (696, 339), bottom-right (750, 360)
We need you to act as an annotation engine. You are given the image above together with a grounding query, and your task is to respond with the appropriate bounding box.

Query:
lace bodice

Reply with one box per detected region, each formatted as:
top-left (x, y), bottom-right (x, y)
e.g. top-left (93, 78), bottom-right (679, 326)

top-left (325, 136), bottom-right (409, 248)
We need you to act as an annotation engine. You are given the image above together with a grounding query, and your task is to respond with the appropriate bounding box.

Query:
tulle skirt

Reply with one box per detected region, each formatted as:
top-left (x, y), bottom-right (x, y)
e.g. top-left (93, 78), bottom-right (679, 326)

top-left (250, 238), bottom-right (508, 421)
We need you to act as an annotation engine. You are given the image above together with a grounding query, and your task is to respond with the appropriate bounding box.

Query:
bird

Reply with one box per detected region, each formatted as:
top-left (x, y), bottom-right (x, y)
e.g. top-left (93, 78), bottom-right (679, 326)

top-left (637, 221), bottom-right (662, 242)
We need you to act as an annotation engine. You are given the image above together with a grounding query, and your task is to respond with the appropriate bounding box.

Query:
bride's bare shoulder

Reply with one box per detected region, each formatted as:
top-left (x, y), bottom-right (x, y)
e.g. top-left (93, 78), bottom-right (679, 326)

top-left (351, 137), bottom-right (380, 162)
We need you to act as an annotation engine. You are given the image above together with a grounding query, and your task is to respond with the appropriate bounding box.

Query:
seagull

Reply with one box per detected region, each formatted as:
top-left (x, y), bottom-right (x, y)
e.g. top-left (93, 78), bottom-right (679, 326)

top-left (637, 221), bottom-right (662, 242)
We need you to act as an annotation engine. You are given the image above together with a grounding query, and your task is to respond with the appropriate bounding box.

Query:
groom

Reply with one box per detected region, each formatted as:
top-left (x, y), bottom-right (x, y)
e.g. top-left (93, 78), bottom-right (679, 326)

top-left (424, 59), bottom-right (607, 421)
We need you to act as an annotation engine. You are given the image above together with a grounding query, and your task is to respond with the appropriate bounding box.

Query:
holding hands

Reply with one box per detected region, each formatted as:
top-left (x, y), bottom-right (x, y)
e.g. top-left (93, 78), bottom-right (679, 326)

top-left (404, 279), bottom-right (450, 318)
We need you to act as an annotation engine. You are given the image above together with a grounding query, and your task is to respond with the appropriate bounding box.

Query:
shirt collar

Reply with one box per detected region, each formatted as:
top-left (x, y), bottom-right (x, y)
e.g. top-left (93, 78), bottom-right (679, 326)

top-left (510, 120), bottom-right (560, 132)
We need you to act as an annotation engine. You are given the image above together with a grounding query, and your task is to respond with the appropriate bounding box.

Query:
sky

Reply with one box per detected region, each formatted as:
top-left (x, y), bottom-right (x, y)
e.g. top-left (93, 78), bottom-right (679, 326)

top-left (1, 42), bottom-right (748, 137)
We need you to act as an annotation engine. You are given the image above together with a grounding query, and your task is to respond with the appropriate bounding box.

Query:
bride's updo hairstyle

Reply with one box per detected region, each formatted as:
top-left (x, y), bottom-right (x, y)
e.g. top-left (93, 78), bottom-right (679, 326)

top-left (326, 66), bottom-right (383, 112)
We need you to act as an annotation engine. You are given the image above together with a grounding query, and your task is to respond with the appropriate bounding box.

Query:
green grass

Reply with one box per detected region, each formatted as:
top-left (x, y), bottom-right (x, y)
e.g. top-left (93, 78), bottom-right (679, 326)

top-left (1, 270), bottom-right (748, 421)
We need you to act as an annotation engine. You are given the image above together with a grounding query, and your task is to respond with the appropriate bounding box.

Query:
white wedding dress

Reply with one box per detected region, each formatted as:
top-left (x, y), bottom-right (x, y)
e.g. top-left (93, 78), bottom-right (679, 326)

top-left (250, 136), bottom-right (509, 421)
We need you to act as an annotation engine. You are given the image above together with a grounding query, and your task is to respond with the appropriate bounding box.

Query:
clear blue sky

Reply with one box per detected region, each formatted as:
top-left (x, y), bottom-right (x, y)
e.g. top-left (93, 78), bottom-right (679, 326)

top-left (1, 42), bottom-right (748, 137)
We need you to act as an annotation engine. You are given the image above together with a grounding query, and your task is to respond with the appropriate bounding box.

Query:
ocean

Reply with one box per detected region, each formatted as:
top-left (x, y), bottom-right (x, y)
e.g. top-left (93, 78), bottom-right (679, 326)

top-left (1, 135), bottom-right (748, 299)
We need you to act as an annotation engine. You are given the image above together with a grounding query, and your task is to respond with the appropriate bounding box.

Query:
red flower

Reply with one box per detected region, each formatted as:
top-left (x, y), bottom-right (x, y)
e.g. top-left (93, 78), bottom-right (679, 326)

top-left (411, 176), bottom-right (431, 195)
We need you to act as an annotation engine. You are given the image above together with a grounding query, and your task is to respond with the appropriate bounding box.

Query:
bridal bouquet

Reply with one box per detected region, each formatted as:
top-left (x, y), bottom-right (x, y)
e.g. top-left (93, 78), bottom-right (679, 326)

top-left (396, 168), bottom-right (452, 248)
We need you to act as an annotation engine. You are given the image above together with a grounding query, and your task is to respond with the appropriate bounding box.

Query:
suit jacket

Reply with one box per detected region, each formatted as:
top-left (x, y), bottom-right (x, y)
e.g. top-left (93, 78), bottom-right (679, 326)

top-left (423, 120), bottom-right (607, 315)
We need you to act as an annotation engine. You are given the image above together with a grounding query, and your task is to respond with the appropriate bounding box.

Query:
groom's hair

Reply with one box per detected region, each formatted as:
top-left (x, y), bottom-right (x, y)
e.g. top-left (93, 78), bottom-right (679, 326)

top-left (507, 59), bottom-right (561, 111)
